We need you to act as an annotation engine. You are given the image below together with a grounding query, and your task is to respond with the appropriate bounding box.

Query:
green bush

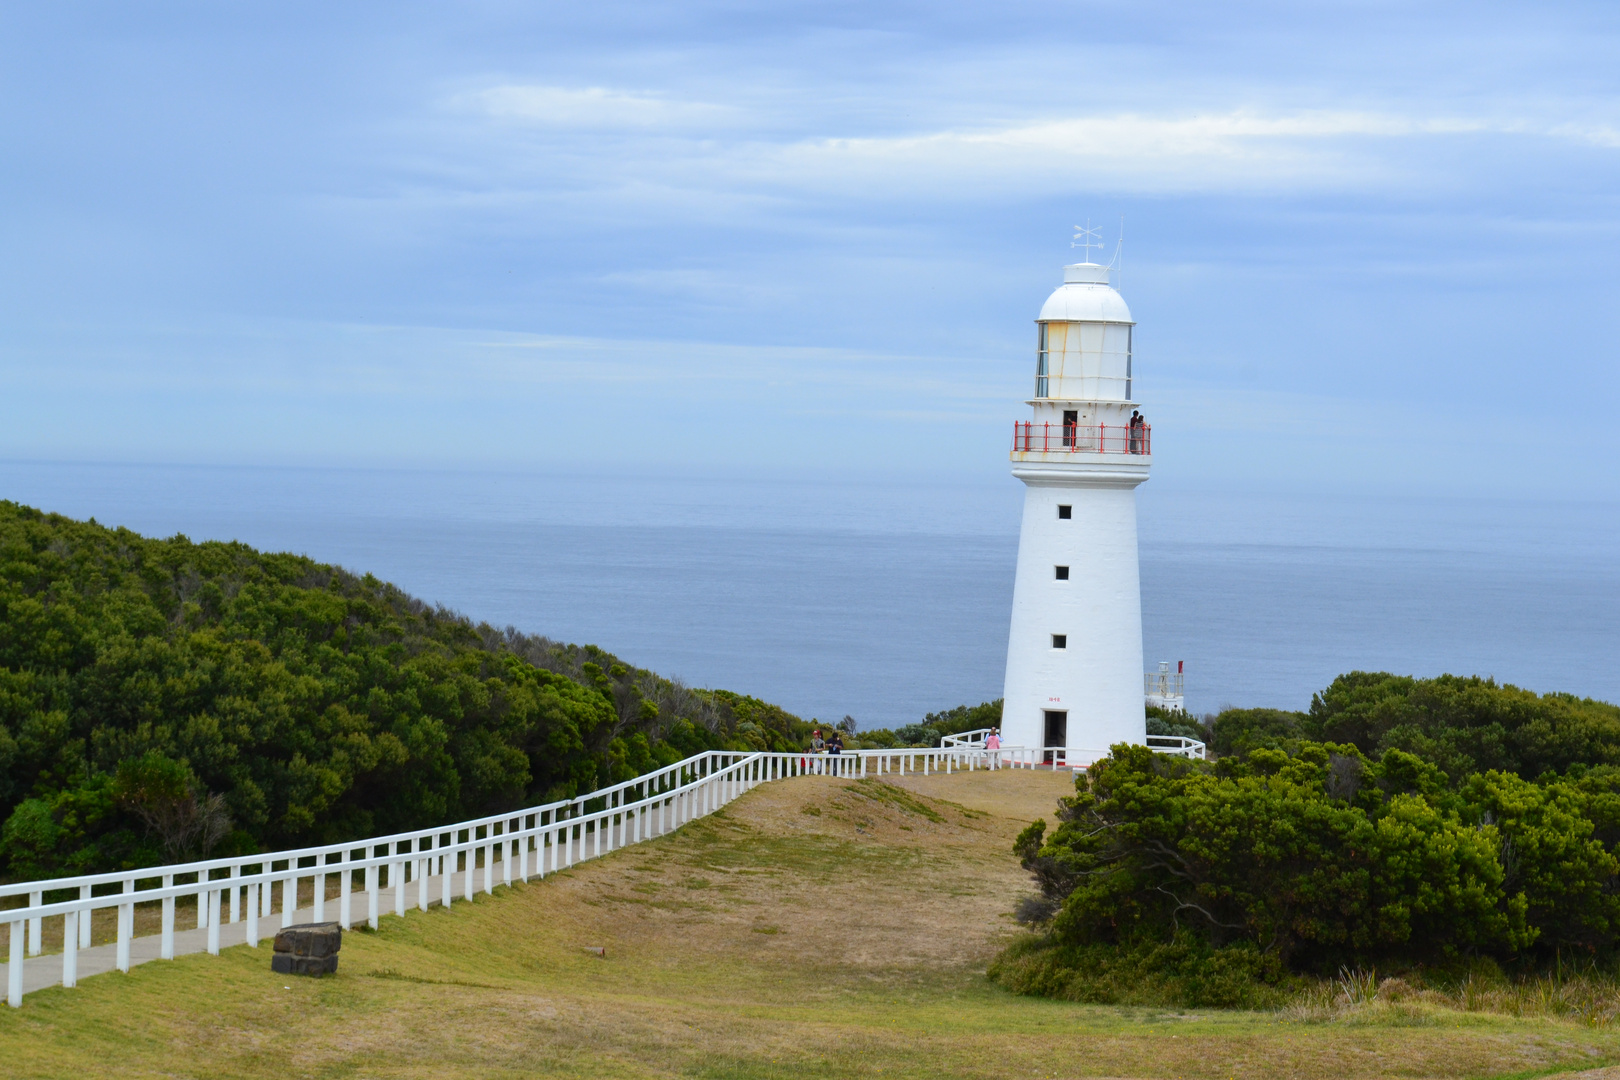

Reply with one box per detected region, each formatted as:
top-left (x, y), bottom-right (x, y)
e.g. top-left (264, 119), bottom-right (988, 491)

top-left (1004, 738), bottom-right (1620, 979)
top-left (1208, 707), bottom-right (1308, 757)
top-left (1002, 673), bottom-right (1620, 1002)
top-left (1145, 705), bottom-right (1205, 741)
top-left (1207, 673), bottom-right (1620, 780)
top-left (989, 935), bottom-right (1292, 1009)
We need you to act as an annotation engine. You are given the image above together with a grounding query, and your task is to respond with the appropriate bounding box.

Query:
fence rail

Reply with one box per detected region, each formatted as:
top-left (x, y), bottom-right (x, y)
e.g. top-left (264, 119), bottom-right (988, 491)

top-left (939, 728), bottom-right (996, 748)
top-left (1145, 736), bottom-right (1206, 759)
top-left (1, 741), bottom-right (1195, 1006)
top-left (1012, 421), bottom-right (1151, 456)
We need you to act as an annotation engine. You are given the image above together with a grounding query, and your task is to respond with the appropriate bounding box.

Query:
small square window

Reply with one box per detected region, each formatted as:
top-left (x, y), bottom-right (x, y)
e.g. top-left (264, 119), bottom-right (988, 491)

top-left (1051, 634), bottom-right (1067, 649)
top-left (1055, 566), bottom-right (1069, 580)
top-left (1057, 505), bottom-right (1072, 519)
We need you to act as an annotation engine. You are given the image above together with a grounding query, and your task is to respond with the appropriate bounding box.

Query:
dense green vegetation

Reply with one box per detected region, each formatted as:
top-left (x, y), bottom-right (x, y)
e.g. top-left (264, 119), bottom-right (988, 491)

top-left (996, 673), bottom-right (1620, 1007)
top-left (0, 503), bottom-right (855, 879)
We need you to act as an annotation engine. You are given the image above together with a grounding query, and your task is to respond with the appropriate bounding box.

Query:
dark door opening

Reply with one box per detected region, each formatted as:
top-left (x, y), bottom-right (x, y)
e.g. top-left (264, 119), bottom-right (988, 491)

top-left (1062, 409), bottom-right (1078, 447)
top-left (1043, 710), bottom-right (1067, 764)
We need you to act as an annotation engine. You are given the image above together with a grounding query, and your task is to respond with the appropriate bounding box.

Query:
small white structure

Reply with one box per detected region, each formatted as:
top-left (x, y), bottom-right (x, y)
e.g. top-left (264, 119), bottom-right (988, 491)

top-left (1000, 259), bottom-right (1150, 760)
top-left (1145, 661), bottom-right (1185, 714)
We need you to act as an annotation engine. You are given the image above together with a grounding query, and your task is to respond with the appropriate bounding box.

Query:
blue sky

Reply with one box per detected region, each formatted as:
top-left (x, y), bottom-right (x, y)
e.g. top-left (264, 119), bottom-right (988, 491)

top-left (3, 1), bottom-right (1617, 497)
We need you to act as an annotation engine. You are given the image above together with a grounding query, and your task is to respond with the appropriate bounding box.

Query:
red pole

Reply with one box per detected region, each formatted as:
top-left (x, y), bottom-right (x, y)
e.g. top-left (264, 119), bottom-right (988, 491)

top-left (1100, 422), bottom-right (1106, 454)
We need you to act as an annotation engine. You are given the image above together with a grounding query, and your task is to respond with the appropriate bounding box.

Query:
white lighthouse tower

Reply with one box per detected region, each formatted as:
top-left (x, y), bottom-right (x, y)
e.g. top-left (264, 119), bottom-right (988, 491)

top-left (1000, 246), bottom-right (1150, 762)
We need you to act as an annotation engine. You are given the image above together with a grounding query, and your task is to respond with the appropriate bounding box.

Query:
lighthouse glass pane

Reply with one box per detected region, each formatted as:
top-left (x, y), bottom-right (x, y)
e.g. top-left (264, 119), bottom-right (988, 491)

top-left (1035, 324), bottom-right (1049, 398)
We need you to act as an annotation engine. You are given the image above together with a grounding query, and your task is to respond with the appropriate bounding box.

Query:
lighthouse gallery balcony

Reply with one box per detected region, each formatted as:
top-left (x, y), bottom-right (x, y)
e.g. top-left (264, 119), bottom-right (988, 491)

top-left (1011, 420), bottom-right (1151, 456)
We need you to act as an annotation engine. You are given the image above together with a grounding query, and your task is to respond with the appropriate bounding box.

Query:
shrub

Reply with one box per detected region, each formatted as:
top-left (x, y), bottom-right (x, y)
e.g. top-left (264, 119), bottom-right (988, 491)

top-left (989, 935), bottom-right (1292, 1009)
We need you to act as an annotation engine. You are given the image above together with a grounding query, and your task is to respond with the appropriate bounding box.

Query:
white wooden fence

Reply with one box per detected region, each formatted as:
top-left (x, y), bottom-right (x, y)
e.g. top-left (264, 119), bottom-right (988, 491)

top-left (0, 740), bottom-right (1193, 1006)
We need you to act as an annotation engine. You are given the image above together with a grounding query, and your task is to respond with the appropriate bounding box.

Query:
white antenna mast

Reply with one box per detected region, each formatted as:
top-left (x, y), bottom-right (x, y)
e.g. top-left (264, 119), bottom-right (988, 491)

top-left (1071, 219), bottom-right (1104, 262)
top-left (1113, 215), bottom-right (1125, 291)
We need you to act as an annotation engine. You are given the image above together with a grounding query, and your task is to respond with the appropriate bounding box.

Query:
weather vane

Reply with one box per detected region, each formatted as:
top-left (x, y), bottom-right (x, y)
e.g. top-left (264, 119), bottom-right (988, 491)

top-left (1071, 220), bottom-right (1104, 262)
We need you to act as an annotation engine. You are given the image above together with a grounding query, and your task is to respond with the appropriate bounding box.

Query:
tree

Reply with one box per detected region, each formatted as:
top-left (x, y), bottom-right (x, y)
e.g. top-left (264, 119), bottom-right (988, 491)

top-left (113, 752), bottom-right (231, 863)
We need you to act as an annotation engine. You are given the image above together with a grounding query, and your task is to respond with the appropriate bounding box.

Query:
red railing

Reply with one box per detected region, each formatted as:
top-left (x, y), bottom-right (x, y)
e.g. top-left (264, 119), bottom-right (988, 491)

top-left (1012, 421), bottom-right (1151, 456)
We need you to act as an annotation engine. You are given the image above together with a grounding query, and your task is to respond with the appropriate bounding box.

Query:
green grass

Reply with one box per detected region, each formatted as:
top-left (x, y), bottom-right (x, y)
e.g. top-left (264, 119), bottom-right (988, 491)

top-left (2, 773), bottom-right (1619, 1079)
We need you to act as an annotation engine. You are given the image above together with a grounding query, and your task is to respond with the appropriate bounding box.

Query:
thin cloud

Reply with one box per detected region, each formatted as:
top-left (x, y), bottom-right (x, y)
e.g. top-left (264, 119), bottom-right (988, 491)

top-left (447, 95), bottom-right (1617, 199)
top-left (462, 84), bottom-right (738, 129)
top-left (738, 109), bottom-right (1620, 196)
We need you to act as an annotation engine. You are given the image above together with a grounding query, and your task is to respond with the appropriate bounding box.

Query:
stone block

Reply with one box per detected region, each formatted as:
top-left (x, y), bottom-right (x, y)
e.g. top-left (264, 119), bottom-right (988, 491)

top-left (271, 922), bottom-right (343, 975)
top-left (271, 953), bottom-right (339, 976)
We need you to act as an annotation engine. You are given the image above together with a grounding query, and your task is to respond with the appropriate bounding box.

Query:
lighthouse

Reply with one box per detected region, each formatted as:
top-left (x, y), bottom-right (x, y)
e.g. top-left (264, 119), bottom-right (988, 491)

top-left (1000, 252), bottom-right (1150, 762)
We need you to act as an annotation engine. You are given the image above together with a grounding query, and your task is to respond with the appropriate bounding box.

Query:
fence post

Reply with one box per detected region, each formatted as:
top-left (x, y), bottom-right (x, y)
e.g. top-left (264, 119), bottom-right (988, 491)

top-left (79, 884), bottom-right (93, 946)
top-left (418, 846), bottom-right (430, 911)
top-left (117, 894), bottom-right (133, 972)
top-left (246, 882), bottom-right (259, 947)
top-left (161, 875), bottom-right (175, 959)
top-left (62, 911), bottom-right (78, 988)
top-left (207, 890), bottom-right (221, 956)
top-left (8, 920), bottom-right (22, 1007)
top-left (282, 869), bottom-right (297, 929)
top-left (442, 835), bottom-right (455, 909)
top-left (28, 891), bottom-right (41, 956)
top-left (340, 858), bottom-right (353, 929)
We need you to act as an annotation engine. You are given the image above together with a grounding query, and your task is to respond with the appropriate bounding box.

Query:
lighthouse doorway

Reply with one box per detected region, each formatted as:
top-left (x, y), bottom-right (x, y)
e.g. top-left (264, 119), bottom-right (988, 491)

top-left (1042, 710), bottom-right (1067, 763)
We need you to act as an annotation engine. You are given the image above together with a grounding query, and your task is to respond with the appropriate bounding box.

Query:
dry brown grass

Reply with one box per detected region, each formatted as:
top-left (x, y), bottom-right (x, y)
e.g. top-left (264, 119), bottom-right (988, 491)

top-left (2, 769), bottom-right (1619, 1079)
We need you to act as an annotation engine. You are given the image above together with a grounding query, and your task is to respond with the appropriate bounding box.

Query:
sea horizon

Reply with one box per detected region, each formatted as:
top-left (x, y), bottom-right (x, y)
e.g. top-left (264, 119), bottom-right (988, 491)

top-left (4, 456), bottom-right (1616, 728)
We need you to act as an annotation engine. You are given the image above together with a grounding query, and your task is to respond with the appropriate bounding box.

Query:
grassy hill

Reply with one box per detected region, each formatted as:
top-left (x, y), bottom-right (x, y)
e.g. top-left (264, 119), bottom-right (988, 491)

top-left (3, 770), bottom-right (1619, 1079)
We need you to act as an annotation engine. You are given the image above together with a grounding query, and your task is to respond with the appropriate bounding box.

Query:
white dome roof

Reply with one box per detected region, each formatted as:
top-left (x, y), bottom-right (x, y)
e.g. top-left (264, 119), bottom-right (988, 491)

top-left (1038, 263), bottom-right (1133, 324)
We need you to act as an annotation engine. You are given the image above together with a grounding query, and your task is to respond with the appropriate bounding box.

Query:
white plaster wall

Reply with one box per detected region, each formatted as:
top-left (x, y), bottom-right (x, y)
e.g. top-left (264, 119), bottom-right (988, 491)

top-left (1000, 476), bottom-right (1147, 754)
top-left (1027, 399), bottom-right (1136, 427)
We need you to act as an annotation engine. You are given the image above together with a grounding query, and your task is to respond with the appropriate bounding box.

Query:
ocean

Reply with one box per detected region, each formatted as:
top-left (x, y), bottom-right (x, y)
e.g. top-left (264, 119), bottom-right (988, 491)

top-left (3, 459), bottom-right (1616, 727)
